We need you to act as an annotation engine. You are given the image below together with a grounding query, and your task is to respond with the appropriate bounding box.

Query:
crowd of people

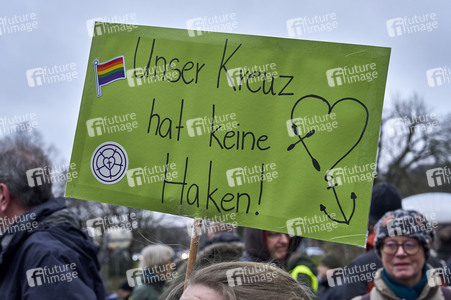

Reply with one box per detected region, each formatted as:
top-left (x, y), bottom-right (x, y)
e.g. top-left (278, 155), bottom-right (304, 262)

top-left (1, 134), bottom-right (451, 299)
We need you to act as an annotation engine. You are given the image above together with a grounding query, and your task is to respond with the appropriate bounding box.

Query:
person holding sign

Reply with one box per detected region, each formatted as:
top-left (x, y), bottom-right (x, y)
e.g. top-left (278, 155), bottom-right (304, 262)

top-left (0, 134), bottom-right (105, 299)
top-left (166, 261), bottom-right (312, 300)
top-left (353, 209), bottom-right (451, 300)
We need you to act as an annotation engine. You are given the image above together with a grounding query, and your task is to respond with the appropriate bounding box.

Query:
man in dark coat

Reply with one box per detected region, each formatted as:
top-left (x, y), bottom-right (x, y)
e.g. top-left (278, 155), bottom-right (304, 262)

top-left (0, 134), bottom-right (105, 299)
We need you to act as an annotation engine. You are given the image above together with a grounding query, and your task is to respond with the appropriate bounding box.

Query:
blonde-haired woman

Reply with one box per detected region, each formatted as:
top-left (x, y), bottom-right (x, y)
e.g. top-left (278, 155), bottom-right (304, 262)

top-left (165, 261), bottom-right (312, 300)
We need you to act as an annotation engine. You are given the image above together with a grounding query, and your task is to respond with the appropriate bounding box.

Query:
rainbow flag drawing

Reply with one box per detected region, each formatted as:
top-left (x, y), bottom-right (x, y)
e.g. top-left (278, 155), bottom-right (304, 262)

top-left (93, 56), bottom-right (126, 97)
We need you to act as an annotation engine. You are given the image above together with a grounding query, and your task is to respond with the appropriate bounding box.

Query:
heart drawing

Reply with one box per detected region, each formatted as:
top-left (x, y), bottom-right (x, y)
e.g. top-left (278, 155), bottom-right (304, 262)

top-left (287, 94), bottom-right (369, 225)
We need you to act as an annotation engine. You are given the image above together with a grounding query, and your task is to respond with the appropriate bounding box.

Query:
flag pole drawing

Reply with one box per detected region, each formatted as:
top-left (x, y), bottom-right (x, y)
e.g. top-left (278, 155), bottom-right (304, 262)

top-left (93, 56), bottom-right (126, 97)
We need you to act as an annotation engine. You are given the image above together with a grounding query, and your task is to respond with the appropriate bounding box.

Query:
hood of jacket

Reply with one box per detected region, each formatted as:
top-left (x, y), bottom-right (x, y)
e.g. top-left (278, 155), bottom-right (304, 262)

top-left (0, 197), bottom-right (99, 267)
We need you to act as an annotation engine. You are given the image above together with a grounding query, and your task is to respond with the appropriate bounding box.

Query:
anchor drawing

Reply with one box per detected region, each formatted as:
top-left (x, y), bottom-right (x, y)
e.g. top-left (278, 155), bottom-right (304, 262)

top-left (287, 94), bottom-right (369, 225)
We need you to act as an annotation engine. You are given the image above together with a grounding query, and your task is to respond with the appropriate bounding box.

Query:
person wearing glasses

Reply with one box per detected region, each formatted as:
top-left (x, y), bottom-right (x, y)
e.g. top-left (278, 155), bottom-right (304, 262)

top-left (353, 209), bottom-right (451, 300)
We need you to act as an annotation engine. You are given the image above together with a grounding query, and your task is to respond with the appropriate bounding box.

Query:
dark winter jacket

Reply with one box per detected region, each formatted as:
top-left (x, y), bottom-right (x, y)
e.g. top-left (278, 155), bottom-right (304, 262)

top-left (0, 198), bottom-right (105, 299)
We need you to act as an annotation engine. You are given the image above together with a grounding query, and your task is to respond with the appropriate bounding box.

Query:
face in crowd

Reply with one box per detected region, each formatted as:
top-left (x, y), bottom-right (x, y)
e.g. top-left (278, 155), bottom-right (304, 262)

top-left (380, 236), bottom-right (425, 287)
top-left (265, 231), bottom-right (290, 260)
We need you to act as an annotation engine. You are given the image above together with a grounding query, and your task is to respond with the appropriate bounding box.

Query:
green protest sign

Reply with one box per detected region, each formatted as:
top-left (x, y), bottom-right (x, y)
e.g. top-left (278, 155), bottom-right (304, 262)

top-left (66, 22), bottom-right (390, 246)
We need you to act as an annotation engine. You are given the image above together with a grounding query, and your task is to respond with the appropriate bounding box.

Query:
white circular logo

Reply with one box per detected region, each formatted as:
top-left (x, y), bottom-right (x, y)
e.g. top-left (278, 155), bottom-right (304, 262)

top-left (91, 142), bottom-right (128, 184)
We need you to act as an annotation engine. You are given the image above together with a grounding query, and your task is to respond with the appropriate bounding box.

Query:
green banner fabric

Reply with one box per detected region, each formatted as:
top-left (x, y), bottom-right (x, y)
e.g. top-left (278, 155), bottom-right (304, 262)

top-left (65, 23), bottom-right (390, 246)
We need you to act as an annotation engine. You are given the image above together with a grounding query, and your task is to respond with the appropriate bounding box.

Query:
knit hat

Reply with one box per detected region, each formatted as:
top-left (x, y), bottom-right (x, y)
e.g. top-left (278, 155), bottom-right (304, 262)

top-left (368, 182), bottom-right (403, 226)
top-left (374, 209), bottom-right (435, 258)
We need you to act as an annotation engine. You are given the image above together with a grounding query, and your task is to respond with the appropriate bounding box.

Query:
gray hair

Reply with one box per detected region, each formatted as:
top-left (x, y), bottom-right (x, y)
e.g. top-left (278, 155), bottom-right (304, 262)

top-left (0, 133), bottom-right (53, 208)
top-left (140, 244), bottom-right (174, 270)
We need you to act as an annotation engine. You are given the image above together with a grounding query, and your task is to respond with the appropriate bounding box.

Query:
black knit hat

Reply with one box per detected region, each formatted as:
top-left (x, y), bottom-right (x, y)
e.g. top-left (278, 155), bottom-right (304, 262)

top-left (369, 182), bottom-right (403, 226)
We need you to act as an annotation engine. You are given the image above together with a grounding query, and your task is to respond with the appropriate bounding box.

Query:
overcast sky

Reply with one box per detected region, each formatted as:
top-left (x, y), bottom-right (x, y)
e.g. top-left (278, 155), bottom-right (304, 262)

top-left (1, 0), bottom-right (450, 163)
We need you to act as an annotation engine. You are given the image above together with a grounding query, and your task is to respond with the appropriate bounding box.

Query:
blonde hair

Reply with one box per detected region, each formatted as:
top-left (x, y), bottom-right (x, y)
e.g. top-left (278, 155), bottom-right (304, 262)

top-left (165, 261), bottom-right (312, 300)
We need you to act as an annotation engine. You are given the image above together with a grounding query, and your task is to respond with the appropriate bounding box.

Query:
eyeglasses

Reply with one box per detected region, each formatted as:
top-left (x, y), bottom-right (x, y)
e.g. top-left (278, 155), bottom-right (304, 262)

top-left (382, 239), bottom-right (421, 255)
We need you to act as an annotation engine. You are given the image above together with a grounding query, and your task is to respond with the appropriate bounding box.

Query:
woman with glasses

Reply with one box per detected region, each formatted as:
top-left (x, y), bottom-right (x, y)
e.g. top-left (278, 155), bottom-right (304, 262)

top-left (353, 209), bottom-right (451, 300)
